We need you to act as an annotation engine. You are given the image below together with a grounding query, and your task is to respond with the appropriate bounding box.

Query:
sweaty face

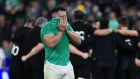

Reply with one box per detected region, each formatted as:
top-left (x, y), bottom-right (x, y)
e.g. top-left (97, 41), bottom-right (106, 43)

top-left (58, 11), bottom-right (66, 17)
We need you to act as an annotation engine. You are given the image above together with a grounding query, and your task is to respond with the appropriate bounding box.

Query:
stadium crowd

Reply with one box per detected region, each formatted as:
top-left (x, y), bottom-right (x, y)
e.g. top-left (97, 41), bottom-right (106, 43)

top-left (0, 0), bottom-right (140, 79)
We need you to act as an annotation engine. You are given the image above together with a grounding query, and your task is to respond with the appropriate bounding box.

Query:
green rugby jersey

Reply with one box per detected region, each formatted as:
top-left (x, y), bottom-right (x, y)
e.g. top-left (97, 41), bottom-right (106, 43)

top-left (41, 17), bottom-right (73, 66)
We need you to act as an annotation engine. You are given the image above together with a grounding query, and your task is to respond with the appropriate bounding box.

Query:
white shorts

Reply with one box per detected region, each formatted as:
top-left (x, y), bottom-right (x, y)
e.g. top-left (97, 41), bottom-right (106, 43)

top-left (44, 61), bottom-right (75, 79)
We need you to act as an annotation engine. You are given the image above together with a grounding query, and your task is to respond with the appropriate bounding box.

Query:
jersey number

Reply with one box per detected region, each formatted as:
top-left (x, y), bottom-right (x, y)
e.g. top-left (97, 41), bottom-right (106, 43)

top-left (11, 44), bottom-right (19, 56)
top-left (75, 31), bottom-right (85, 41)
top-left (125, 39), bottom-right (132, 46)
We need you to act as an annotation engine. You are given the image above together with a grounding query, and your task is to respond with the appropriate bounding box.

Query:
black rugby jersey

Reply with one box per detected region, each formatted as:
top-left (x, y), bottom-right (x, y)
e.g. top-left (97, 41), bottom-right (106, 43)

top-left (71, 21), bottom-right (96, 52)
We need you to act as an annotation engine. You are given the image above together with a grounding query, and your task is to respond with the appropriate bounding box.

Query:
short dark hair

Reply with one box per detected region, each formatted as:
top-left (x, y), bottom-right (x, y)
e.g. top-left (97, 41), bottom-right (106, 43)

top-left (74, 10), bottom-right (84, 20)
top-left (93, 19), bottom-right (100, 23)
top-left (52, 7), bottom-right (66, 14)
top-left (27, 17), bottom-right (36, 26)
top-left (133, 21), bottom-right (140, 30)
top-left (100, 18), bottom-right (109, 28)
top-left (118, 16), bottom-right (129, 27)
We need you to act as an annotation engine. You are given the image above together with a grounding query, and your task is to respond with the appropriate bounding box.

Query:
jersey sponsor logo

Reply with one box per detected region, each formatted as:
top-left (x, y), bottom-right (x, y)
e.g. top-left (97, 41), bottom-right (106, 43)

top-left (11, 44), bottom-right (19, 56)
top-left (75, 31), bottom-right (85, 40)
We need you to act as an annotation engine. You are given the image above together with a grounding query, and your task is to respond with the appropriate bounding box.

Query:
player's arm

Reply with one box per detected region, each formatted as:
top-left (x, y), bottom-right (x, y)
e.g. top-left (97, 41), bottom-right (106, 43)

top-left (137, 42), bottom-right (140, 48)
top-left (117, 30), bottom-right (139, 37)
top-left (44, 32), bottom-right (63, 48)
top-left (87, 24), bottom-right (113, 36)
top-left (135, 58), bottom-right (140, 67)
top-left (21, 43), bottom-right (44, 61)
top-left (69, 44), bottom-right (89, 59)
top-left (44, 17), bottom-right (67, 48)
top-left (94, 29), bottom-right (113, 36)
top-left (66, 30), bottom-right (81, 45)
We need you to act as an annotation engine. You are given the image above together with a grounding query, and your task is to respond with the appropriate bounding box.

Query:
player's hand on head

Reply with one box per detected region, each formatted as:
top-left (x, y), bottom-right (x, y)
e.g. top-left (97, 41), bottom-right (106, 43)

top-left (81, 53), bottom-right (89, 59)
top-left (64, 16), bottom-right (68, 29)
top-left (58, 17), bottom-right (68, 32)
top-left (21, 56), bottom-right (28, 62)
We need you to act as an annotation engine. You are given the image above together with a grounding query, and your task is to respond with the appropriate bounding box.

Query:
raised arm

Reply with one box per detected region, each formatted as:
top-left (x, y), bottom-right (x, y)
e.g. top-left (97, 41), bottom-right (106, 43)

top-left (44, 18), bottom-right (67, 48)
top-left (69, 44), bottom-right (89, 59)
top-left (117, 30), bottom-right (139, 37)
top-left (21, 43), bottom-right (44, 61)
top-left (44, 32), bottom-right (64, 48)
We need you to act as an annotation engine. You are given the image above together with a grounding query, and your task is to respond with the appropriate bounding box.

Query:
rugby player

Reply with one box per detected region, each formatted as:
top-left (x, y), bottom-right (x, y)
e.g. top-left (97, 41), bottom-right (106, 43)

top-left (9, 18), bottom-right (35, 79)
top-left (82, 18), bottom-right (134, 79)
top-left (70, 10), bottom-right (114, 79)
top-left (116, 16), bottom-right (137, 79)
top-left (41, 7), bottom-right (81, 79)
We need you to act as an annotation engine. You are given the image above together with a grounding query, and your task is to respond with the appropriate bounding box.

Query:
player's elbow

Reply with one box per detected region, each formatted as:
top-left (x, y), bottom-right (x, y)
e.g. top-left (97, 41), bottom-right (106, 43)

top-left (47, 43), bottom-right (55, 48)
top-left (75, 38), bottom-right (81, 45)
top-left (94, 31), bottom-right (104, 36)
top-left (77, 39), bottom-right (81, 45)
top-left (94, 30), bottom-right (101, 36)
top-left (45, 41), bottom-right (55, 48)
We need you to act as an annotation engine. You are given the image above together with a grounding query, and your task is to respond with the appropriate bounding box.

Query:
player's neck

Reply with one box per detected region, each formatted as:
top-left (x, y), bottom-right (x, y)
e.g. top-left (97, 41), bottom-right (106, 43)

top-left (74, 19), bottom-right (83, 22)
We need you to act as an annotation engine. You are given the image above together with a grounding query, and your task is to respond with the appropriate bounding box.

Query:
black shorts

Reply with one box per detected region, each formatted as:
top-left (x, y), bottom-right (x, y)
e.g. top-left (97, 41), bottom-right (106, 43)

top-left (23, 57), bottom-right (44, 79)
top-left (116, 58), bottom-right (137, 79)
top-left (9, 63), bottom-right (23, 79)
top-left (70, 54), bottom-right (91, 79)
top-left (93, 65), bottom-right (115, 79)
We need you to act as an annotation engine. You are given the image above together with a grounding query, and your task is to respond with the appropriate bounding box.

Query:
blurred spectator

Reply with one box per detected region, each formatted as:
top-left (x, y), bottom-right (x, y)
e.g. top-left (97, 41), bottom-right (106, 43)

top-left (0, 14), bottom-right (11, 57)
top-left (31, 1), bottom-right (41, 17)
top-left (0, 15), bottom-right (5, 46)
top-left (128, 7), bottom-right (140, 29)
top-left (14, 3), bottom-right (26, 24)
top-left (87, 14), bottom-right (95, 24)
top-left (111, 0), bottom-right (121, 16)
top-left (83, 0), bottom-right (92, 15)
top-left (91, 5), bottom-right (102, 19)
top-left (104, 7), bottom-right (112, 17)
top-left (44, 0), bottom-right (56, 20)
top-left (0, 47), bottom-right (6, 69)
top-left (59, 0), bottom-right (68, 9)
top-left (109, 11), bottom-right (118, 30)
top-left (41, 10), bottom-right (47, 16)
top-left (77, 4), bottom-right (86, 13)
